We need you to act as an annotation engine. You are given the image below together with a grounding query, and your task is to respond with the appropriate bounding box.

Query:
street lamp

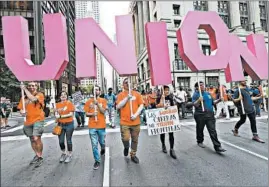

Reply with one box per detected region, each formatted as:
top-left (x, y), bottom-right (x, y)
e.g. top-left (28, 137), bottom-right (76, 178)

top-left (229, 22), bottom-right (262, 34)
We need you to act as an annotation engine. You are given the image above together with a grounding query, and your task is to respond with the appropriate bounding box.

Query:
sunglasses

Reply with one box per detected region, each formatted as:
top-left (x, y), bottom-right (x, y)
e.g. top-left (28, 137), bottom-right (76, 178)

top-left (28, 85), bottom-right (36, 87)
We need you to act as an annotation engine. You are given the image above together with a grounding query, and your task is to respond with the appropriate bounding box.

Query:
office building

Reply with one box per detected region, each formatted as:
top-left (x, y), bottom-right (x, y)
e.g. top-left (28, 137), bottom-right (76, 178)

top-left (0, 1), bottom-right (77, 96)
top-left (129, 1), bottom-right (268, 93)
top-left (75, 1), bottom-right (89, 19)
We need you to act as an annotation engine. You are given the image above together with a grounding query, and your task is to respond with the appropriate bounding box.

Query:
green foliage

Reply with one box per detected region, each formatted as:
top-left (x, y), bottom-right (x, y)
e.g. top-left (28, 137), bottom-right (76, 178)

top-left (0, 59), bottom-right (21, 101)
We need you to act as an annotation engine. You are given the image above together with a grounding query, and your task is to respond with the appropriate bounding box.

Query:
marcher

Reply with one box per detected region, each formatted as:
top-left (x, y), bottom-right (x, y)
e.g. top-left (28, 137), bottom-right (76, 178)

top-left (250, 83), bottom-right (261, 117)
top-left (105, 88), bottom-right (116, 128)
top-left (192, 81), bottom-right (226, 153)
top-left (156, 85), bottom-right (177, 159)
top-left (215, 85), bottom-right (230, 120)
top-left (1, 98), bottom-right (11, 128)
top-left (173, 87), bottom-right (187, 119)
top-left (18, 82), bottom-right (45, 167)
top-left (84, 85), bottom-right (107, 170)
top-left (116, 78), bottom-right (144, 164)
top-left (230, 81), bottom-right (265, 143)
top-left (75, 100), bottom-right (85, 128)
top-left (55, 91), bottom-right (75, 163)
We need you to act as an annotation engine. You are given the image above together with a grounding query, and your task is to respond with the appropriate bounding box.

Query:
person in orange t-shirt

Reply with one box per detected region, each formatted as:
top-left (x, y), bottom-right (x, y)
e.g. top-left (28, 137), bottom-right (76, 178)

top-left (215, 85), bottom-right (230, 119)
top-left (84, 85), bottom-right (107, 170)
top-left (17, 82), bottom-right (45, 167)
top-left (116, 78), bottom-right (144, 164)
top-left (55, 91), bottom-right (75, 164)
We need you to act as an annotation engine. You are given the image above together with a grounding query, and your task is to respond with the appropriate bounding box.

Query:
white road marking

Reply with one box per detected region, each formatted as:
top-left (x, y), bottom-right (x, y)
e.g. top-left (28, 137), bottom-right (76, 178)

top-left (220, 139), bottom-right (268, 161)
top-left (103, 147), bottom-right (110, 187)
top-left (2, 120), bottom-right (55, 133)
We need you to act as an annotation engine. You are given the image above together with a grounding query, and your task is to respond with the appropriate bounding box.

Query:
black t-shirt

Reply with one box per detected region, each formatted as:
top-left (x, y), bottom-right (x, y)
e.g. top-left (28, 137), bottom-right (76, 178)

top-left (156, 94), bottom-right (175, 107)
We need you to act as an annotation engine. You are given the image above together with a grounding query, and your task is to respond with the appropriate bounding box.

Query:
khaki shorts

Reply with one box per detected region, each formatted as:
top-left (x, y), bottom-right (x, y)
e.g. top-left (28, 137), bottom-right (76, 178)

top-left (23, 121), bottom-right (45, 137)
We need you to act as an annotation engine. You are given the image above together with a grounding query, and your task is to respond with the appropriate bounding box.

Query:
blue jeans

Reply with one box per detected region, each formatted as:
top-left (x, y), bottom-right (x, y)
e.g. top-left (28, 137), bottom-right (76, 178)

top-left (75, 112), bottom-right (85, 126)
top-left (254, 99), bottom-right (261, 115)
top-left (58, 121), bottom-right (74, 152)
top-left (89, 128), bottom-right (106, 162)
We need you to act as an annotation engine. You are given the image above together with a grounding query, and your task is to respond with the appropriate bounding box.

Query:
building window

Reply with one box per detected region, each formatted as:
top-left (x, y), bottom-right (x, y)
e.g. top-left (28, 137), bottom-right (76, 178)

top-left (174, 44), bottom-right (188, 70)
top-left (174, 20), bottom-right (181, 28)
top-left (259, 1), bottom-right (268, 32)
top-left (239, 2), bottom-right (248, 16)
top-left (240, 17), bottom-right (250, 30)
top-left (193, 1), bottom-right (208, 11)
top-left (173, 4), bottom-right (180, 15)
top-left (202, 45), bottom-right (211, 56)
top-left (218, 1), bottom-right (230, 28)
top-left (261, 19), bottom-right (268, 32)
top-left (146, 59), bottom-right (151, 79)
top-left (219, 15), bottom-right (230, 28)
top-left (207, 76), bottom-right (219, 87)
top-left (177, 77), bottom-right (190, 90)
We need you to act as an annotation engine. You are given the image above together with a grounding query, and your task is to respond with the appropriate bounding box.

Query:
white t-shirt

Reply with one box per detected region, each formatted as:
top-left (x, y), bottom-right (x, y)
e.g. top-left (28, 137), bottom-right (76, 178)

top-left (174, 90), bottom-right (187, 103)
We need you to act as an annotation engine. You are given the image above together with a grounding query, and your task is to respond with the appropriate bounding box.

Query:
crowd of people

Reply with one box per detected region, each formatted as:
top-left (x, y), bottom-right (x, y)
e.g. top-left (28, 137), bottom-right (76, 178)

top-left (7, 78), bottom-right (267, 169)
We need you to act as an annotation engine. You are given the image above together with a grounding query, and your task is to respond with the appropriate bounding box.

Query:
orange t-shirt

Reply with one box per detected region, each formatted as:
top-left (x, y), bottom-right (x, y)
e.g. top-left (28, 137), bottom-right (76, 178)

top-left (148, 93), bottom-right (157, 104)
top-left (17, 92), bottom-right (45, 126)
top-left (116, 90), bottom-right (143, 126)
top-left (143, 95), bottom-right (149, 107)
top-left (56, 101), bottom-right (75, 124)
top-left (84, 97), bottom-right (107, 129)
top-left (220, 86), bottom-right (228, 101)
top-left (209, 88), bottom-right (217, 100)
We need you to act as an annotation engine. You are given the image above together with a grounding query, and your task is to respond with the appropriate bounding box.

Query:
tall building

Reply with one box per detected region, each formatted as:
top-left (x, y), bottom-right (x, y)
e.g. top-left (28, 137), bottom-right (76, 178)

top-left (130, 1), bottom-right (268, 93)
top-left (75, 1), bottom-right (89, 19)
top-left (0, 1), bottom-right (77, 96)
top-left (79, 1), bottom-right (104, 91)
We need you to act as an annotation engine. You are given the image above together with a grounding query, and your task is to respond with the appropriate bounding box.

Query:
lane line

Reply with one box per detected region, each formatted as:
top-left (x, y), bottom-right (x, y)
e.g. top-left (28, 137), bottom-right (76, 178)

top-left (220, 139), bottom-right (268, 161)
top-left (103, 147), bottom-right (110, 187)
top-left (2, 120), bottom-right (55, 133)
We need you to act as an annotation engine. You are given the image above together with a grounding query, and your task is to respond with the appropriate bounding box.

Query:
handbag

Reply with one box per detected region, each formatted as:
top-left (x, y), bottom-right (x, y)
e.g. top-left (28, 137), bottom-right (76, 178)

top-left (52, 123), bottom-right (62, 135)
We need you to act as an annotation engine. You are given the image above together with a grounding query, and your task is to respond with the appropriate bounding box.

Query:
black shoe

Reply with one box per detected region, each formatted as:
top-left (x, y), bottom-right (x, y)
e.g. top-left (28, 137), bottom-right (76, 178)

top-left (162, 144), bottom-right (167, 153)
top-left (100, 148), bottom-right (105, 156)
top-left (29, 155), bottom-right (39, 165)
top-left (77, 125), bottom-right (81, 128)
top-left (170, 149), bottom-right (177, 159)
top-left (34, 157), bottom-right (43, 168)
top-left (93, 161), bottom-right (100, 170)
top-left (215, 147), bottom-right (226, 153)
top-left (81, 124), bottom-right (85, 127)
top-left (198, 143), bottom-right (206, 148)
top-left (5, 125), bottom-right (11, 127)
top-left (123, 148), bottom-right (129, 156)
top-left (131, 156), bottom-right (139, 164)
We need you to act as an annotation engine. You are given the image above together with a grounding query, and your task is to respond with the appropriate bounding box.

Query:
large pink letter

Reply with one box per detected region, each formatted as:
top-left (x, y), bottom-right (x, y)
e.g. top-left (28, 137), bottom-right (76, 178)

top-left (225, 34), bottom-right (268, 82)
top-left (145, 22), bottom-right (172, 86)
top-left (75, 15), bottom-right (137, 78)
top-left (176, 11), bottom-right (230, 71)
top-left (2, 13), bottom-right (69, 81)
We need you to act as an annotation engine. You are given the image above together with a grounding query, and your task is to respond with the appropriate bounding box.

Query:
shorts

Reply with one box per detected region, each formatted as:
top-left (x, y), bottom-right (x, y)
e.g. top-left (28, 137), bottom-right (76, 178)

top-left (23, 121), bottom-right (45, 137)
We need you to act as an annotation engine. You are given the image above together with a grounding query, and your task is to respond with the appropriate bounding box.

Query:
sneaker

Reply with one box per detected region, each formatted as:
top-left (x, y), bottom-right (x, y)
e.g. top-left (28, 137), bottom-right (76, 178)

top-left (59, 153), bottom-right (66, 163)
top-left (34, 157), bottom-right (43, 168)
top-left (232, 129), bottom-right (240, 137)
top-left (5, 125), bottom-right (11, 127)
top-left (198, 143), bottom-right (206, 148)
top-left (123, 148), bottom-right (129, 157)
top-left (252, 136), bottom-right (265, 143)
top-left (170, 149), bottom-right (177, 159)
top-left (64, 155), bottom-right (72, 163)
top-left (131, 156), bottom-right (139, 164)
top-left (29, 155), bottom-right (39, 165)
top-left (215, 147), bottom-right (226, 153)
top-left (100, 148), bottom-right (105, 156)
top-left (162, 144), bottom-right (167, 153)
top-left (93, 161), bottom-right (100, 170)
top-left (81, 124), bottom-right (85, 127)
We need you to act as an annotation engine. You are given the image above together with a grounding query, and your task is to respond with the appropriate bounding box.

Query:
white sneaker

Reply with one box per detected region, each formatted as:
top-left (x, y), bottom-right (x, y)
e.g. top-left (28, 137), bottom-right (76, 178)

top-left (59, 153), bottom-right (66, 163)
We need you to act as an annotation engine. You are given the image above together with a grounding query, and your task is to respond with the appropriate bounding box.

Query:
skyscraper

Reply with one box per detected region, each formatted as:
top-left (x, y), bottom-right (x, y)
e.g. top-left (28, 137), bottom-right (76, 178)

top-left (75, 1), bottom-right (90, 19)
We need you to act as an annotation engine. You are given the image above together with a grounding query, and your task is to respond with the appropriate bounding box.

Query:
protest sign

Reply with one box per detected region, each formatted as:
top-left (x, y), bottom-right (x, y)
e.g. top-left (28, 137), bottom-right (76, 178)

top-left (72, 91), bottom-right (84, 105)
top-left (145, 106), bottom-right (181, 136)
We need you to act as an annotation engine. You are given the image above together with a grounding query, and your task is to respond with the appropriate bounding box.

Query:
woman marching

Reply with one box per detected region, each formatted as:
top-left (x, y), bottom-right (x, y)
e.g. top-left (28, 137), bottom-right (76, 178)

top-left (55, 91), bottom-right (75, 163)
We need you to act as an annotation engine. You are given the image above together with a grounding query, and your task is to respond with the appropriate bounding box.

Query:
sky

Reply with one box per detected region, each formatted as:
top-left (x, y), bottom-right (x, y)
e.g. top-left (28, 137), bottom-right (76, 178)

top-left (99, 1), bottom-right (130, 88)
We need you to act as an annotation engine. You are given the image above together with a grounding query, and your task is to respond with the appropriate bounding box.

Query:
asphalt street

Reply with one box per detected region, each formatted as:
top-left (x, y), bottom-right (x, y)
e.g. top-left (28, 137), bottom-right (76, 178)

top-left (1, 112), bottom-right (268, 186)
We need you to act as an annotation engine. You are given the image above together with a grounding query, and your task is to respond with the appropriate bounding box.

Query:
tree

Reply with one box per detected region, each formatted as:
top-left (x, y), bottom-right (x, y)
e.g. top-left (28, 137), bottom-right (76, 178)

top-left (0, 58), bottom-right (21, 101)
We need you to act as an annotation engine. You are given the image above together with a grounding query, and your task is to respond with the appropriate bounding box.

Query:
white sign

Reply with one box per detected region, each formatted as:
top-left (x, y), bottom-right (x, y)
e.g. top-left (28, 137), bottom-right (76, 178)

top-left (145, 106), bottom-right (181, 136)
top-left (72, 91), bottom-right (83, 105)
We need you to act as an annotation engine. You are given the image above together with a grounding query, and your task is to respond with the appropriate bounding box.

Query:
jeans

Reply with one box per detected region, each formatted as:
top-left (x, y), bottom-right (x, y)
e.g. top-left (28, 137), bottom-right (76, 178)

top-left (58, 121), bottom-right (74, 152)
top-left (75, 112), bottom-right (85, 126)
top-left (194, 112), bottom-right (221, 149)
top-left (160, 132), bottom-right (174, 149)
top-left (254, 99), bottom-right (261, 115)
top-left (89, 128), bottom-right (106, 162)
top-left (235, 112), bottom-right (257, 135)
top-left (179, 102), bottom-right (186, 118)
top-left (120, 125), bottom-right (140, 157)
top-left (107, 107), bottom-right (114, 123)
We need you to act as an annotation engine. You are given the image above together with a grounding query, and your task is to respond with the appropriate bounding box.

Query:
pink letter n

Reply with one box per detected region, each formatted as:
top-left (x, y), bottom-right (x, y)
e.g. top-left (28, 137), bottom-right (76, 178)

top-left (75, 15), bottom-right (137, 78)
top-left (2, 13), bottom-right (69, 81)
